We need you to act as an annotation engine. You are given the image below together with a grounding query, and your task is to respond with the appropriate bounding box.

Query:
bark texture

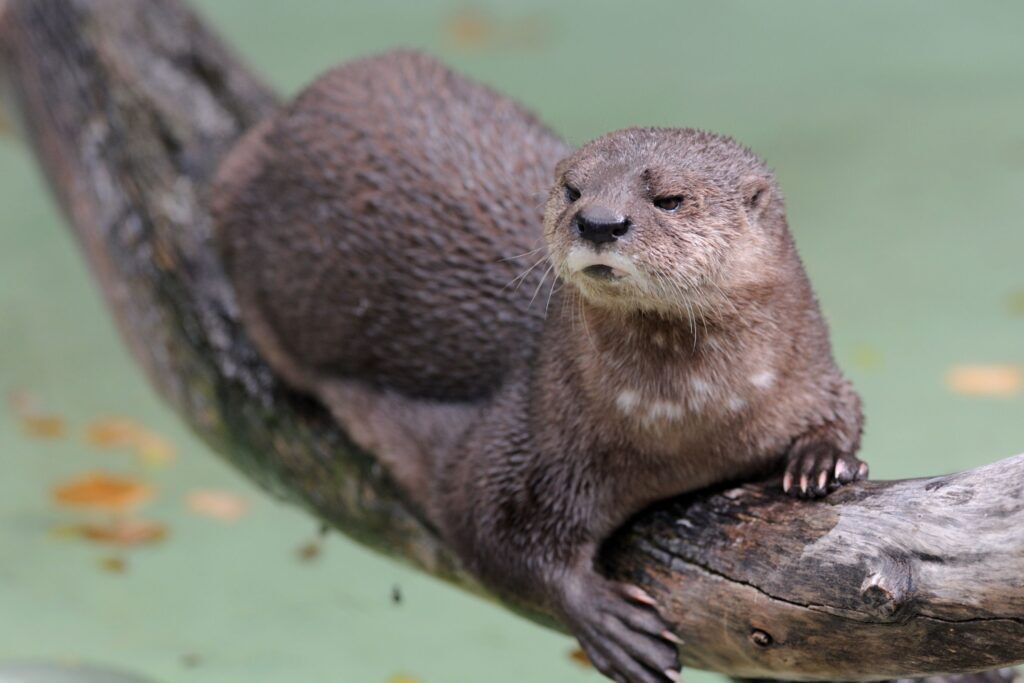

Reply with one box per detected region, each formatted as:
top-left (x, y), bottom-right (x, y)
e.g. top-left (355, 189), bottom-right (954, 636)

top-left (2, 0), bottom-right (1022, 680)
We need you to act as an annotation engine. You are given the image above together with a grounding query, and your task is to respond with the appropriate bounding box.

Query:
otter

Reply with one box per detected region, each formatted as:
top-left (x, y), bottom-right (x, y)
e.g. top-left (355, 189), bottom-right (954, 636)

top-left (212, 50), bottom-right (867, 683)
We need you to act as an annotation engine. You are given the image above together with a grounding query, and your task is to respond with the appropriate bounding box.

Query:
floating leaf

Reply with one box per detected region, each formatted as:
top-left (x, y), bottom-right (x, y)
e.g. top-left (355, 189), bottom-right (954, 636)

top-left (569, 647), bottom-right (592, 668)
top-left (851, 344), bottom-right (883, 371)
top-left (443, 7), bottom-right (495, 49)
top-left (21, 414), bottom-right (67, 439)
top-left (388, 676), bottom-right (422, 683)
top-left (946, 364), bottom-right (1022, 398)
top-left (8, 389), bottom-right (67, 438)
top-left (69, 519), bottom-right (167, 546)
top-left (134, 433), bottom-right (176, 465)
top-left (442, 6), bottom-right (550, 51)
top-left (1008, 290), bottom-right (1024, 317)
top-left (52, 472), bottom-right (153, 511)
top-left (185, 490), bottom-right (248, 522)
top-left (85, 417), bottom-right (176, 465)
top-left (296, 540), bottom-right (321, 562)
top-left (98, 556), bottom-right (127, 573)
top-left (6, 388), bottom-right (39, 415)
top-left (181, 654), bottom-right (202, 669)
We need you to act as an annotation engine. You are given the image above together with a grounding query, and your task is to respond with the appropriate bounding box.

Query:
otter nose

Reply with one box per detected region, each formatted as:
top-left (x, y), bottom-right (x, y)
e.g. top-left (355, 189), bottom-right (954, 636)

top-left (574, 207), bottom-right (630, 245)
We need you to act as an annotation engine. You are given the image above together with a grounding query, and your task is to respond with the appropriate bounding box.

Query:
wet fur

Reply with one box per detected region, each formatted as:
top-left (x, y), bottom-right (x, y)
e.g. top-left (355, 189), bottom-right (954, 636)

top-left (213, 51), bottom-right (864, 683)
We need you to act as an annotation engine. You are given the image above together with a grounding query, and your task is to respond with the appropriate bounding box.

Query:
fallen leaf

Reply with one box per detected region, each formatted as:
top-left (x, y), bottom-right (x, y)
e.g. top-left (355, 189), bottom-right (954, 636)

top-left (181, 653), bottom-right (202, 669)
top-left (851, 345), bottom-right (883, 371)
top-left (946, 365), bottom-right (1022, 398)
top-left (70, 519), bottom-right (167, 546)
top-left (85, 417), bottom-right (176, 465)
top-left (98, 556), bottom-right (127, 573)
top-left (569, 647), bottom-right (592, 668)
top-left (6, 388), bottom-right (39, 415)
top-left (1008, 290), bottom-right (1024, 317)
top-left (8, 389), bottom-right (67, 438)
top-left (21, 414), bottom-right (67, 439)
top-left (134, 433), bottom-right (176, 465)
top-left (388, 676), bottom-right (422, 683)
top-left (52, 472), bottom-right (153, 511)
top-left (296, 540), bottom-right (321, 562)
top-left (442, 7), bottom-right (550, 51)
top-left (185, 490), bottom-right (247, 522)
top-left (443, 6), bottom-right (496, 49)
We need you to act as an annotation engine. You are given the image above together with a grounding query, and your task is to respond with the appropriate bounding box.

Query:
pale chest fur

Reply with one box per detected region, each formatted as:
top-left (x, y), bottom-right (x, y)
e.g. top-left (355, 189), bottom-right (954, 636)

top-left (578, 324), bottom-right (789, 481)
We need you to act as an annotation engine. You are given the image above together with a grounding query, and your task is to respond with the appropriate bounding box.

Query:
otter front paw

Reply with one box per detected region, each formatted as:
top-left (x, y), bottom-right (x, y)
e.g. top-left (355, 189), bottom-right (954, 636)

top-left (783, 447), bottom-right (868, 498)
top-left (560, 573), bottom-right (681, 683)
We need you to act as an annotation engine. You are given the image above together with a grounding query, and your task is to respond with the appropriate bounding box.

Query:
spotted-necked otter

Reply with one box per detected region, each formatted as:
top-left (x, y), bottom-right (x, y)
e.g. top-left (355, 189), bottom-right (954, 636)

top-left (212, 50), bottom-right (866, 683)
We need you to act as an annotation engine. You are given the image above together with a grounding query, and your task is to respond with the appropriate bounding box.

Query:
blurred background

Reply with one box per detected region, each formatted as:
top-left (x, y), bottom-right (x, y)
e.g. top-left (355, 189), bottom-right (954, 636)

top-left (1, 1), bottom-right (1022, 682)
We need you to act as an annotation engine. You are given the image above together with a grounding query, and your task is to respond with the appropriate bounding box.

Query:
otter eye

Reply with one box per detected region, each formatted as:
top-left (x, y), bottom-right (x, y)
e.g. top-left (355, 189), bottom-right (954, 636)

top-left (654, 196), bottom-right (684, 212)
top-left (564, 184), bottom-right (581, 203)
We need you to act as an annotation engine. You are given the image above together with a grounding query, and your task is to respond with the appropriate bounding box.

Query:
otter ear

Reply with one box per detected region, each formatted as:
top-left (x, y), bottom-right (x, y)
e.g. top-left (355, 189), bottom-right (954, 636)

top-left (741, 175), bottom-right (772, 218)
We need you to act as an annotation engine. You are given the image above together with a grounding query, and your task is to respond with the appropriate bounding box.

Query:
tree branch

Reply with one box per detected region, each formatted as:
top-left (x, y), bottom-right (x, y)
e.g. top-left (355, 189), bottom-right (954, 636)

top-left (2, 1), bottom-right (1022, 680)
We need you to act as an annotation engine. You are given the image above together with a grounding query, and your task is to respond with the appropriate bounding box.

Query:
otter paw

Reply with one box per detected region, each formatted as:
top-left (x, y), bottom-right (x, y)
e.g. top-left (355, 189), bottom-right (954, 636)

top-left (783, 449), bottom-right (868, 498)
top-left (562, 577), bottom-right (681, 683)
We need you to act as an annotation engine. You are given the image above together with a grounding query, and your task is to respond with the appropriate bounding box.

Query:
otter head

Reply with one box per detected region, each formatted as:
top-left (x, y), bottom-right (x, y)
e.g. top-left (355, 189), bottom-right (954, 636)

top-left (543, 127), bottom-right (785, 318)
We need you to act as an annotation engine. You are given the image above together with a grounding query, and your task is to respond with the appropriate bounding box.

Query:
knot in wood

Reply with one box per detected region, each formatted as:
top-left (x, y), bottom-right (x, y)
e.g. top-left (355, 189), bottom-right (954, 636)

top-left (749, 629), bottom-right (773, 648)
top-left (860, 556), bottom-right (914, 620)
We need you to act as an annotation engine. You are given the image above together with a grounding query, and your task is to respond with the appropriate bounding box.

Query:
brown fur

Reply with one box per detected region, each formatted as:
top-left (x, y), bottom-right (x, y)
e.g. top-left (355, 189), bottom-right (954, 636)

top-left (213, 51), bottom-right (865, 683)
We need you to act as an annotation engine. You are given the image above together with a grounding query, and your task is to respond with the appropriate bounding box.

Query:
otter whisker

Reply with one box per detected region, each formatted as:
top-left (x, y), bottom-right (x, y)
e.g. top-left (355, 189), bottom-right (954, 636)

top-left (576, 287), bottom-right (598, 353)
top-left (504, 254), bottom-right (549, 291)
top-left (529, 262), bottom-right (557, 308)
top-left (499, 247), bottom-right (545, 263)
top-left (544, 275), bottom-right (563, 317)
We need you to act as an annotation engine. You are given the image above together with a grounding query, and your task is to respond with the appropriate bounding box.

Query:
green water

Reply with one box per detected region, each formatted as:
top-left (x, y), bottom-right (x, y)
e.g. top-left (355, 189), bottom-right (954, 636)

top-left (2, 2), bottom-right (1023, 682)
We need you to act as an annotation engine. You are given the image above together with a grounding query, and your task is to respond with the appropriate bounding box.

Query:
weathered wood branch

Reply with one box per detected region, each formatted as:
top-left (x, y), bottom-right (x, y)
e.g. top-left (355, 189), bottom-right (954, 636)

top-left (2, 1), bottom-right (1023, 680)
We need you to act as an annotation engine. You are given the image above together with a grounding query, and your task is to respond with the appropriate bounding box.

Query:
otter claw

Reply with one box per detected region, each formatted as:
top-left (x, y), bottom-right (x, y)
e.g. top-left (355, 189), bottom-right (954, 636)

top-left (784, 449), bottom-right (868, 499)
top-left (621, 584), bottom-right (657, 607)
top-left (660, 629), bottom-right (683, 645)
top-left (564, 577), bottom-right (681, 683)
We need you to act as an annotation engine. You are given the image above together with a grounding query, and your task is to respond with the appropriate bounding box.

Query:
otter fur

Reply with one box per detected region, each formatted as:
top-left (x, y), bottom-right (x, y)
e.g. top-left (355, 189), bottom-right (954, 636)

top-left (212, 50), bottom-right (866, 683)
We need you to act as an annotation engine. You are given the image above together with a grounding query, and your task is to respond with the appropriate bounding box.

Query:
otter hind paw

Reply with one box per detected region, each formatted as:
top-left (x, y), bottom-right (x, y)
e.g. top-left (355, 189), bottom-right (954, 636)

top-left (564, 578), bottom-right (681, 683)
top-left (783, 449), bottom-right (868, 499)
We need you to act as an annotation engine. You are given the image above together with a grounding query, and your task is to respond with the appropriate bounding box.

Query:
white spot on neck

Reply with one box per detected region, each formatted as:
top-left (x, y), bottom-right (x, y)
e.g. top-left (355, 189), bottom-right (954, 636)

top-left (750, 370), bottom-right (776, 389)
top-left (646, 400), bottom-right (684, 422)
top-left (616, 389), bottom-right (641, 414)
top-left (690, 377), bottom-right (713, 397)
top-left (728, 396), bottom-right (747, 411)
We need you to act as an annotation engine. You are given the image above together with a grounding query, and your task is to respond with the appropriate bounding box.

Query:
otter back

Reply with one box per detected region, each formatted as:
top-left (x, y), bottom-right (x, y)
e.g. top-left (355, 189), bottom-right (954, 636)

top-left (212, 51), bottom-right (569, 400)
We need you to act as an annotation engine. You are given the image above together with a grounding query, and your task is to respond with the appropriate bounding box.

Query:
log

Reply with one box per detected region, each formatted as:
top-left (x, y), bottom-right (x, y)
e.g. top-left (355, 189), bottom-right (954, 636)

top-left (2, 1), bottom-right (1022, 680)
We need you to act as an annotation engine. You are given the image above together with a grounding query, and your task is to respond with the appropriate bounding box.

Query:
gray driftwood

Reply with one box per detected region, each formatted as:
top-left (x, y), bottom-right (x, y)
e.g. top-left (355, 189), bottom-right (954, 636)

top-left (2, 1), bottom-right (1022, 680)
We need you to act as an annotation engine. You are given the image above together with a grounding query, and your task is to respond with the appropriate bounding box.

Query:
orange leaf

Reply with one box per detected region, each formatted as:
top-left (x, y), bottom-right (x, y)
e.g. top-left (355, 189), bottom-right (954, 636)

top-left (21, 414), bottom-right (67, 438)
top-left (98, 556), bottom-right (128, 573)
top-left (6, 388), bottom-right (39, 416)
top-left (85, 417), bottom-right (176, 465)
top-left (70, 519), bottom-right (167, 546)
top-left (946, 365), bottom-right (1022, 398)
top-left (296, 540), bottom-right (322, 562)
top-left (185, 490), bottom-right (248, 522)
top-left (1008, 290), bottom-right (1024, 317)
top-left (569, 647), bottom-right (592, 668)
top-left (52, 472), bottom-right (153, 511)
top-left (443, 7), bottom-right (496, 49)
